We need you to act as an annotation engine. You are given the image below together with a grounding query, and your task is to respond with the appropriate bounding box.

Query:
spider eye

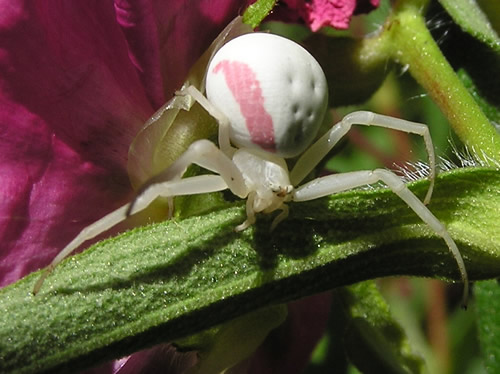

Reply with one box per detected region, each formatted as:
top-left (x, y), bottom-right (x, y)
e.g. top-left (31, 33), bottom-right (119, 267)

top-left (206, 32), bottom-right (328, 158)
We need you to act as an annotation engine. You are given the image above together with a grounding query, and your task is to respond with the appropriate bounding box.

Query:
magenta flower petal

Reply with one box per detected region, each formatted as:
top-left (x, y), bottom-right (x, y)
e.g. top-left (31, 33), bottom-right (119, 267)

top-left (0, 0), bottom-right (250, 288)
top-left (305, 0), bottom-right (357, 31)
top-left (114, 0), bottom-right (166, 109)
top-left (152, 0), bottom-right (253, 98)
top-left (0, 1), bottom-right (155, 287)
top-left (115, 0), bottom-right (253, 106)
top-left (273, 0), bottom-right (380, 31)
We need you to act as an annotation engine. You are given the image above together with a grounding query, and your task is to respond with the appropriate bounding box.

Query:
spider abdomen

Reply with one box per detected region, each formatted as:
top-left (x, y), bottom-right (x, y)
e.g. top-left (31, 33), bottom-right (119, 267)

top-left (206, 33), bottom-right (328, 158)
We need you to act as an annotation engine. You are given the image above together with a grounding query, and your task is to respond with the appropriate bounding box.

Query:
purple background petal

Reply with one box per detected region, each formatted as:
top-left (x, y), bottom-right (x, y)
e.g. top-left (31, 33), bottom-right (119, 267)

top-left (0, 1), bottom-right (152, 286)
top-left (0, 0), bottom-right (251, 287)
top-left (115, 0), bottom-right (253, 104)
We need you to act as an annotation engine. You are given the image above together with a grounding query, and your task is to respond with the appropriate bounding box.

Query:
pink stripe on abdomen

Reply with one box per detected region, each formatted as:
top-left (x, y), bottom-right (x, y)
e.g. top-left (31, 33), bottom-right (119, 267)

top-left (213, 60), bottom-right (275, 151)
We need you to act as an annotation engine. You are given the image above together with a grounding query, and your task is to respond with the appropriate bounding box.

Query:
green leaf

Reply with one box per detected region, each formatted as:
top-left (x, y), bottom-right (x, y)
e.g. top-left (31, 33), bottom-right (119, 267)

top-left (438, 0), bottom-right (500, 53)
top-left (475, 280), bottom-right (500, 374)
top-left (242, 0), bottom-right (276, 29)
top-left (1, 167), bottom-right (499, 373)
top-left (341, 282), bottom-right (423, 373)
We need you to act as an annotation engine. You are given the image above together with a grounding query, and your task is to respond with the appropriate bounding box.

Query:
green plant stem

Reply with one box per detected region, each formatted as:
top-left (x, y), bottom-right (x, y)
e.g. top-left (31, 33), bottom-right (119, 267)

top-left (385, 0), bottom-right (500, 161)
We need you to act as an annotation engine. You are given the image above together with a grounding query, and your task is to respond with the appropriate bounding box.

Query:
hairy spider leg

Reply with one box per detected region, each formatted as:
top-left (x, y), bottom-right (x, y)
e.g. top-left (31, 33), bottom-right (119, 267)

top-left (291, 111), bottom-right (436, 204)
top-left (293, 168), bottom-right (468, 307)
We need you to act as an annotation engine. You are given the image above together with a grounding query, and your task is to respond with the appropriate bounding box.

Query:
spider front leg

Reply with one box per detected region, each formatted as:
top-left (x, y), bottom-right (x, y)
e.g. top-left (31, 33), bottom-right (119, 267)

top-left (293, 169), bottom-right (469, 307)
top-left (176, 85), bottom-right (236, 157)
top-left (33, 139), bottom-right (248, 295)
top-left (128, 139), bottom-right (247, 216)
top-left (291, 111), bottom-right (436, 205)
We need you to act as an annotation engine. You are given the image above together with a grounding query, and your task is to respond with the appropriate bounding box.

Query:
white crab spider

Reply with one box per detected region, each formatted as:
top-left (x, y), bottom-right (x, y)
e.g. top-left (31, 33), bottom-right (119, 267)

top-left (34, 33), bottom-right (468, 304)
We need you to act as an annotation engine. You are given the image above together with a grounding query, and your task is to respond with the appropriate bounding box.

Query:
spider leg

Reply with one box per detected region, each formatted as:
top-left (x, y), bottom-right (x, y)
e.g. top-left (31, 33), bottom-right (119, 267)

top-left (235, 192), bottom-right (257, 232)
top-left (293, 168), bottom-right (468, 307)
top-left (128, 139), bottom-right (247, 216)
top-left (32, 174), bottom-right (230, 295)
top-left (177, 85), bottom-right (236, 156)
top-left (34, 139), bottom-right (248, 295)
top-left (290, 111), bottom-right (436, 204)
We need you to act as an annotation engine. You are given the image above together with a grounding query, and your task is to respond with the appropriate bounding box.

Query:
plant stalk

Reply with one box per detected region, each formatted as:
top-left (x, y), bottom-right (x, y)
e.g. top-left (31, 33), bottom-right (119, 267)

top-left (384, 0), bottom-right (500, 161)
